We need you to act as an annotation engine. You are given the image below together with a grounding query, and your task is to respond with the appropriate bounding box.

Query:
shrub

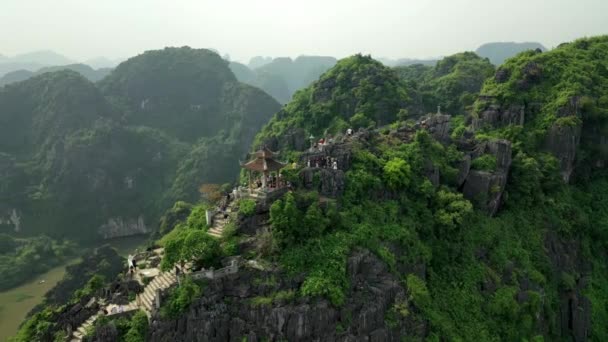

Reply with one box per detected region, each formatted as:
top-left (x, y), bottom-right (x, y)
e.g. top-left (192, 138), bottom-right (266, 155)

top-left (471, 154), bottom-right (497, 172)
top-left (383, 157), bottom-right (412, 189)
top-left (239, 199), bottom-right (256, 217)
top-left (123, 311), bottom-right (148, 342)
top-left (160, 277), bottom-right (202, 318)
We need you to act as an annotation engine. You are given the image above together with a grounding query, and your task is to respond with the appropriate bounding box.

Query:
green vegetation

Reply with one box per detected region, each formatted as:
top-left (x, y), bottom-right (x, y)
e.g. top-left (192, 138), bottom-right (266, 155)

top-left (231, 56), bottom-right (337, 104)
top-left (0, 235), bottom-right (74, 290)
top-left (11, 246), bottom-right (123, 342)
top-left (0, 47), bottom-right (280, 246)
top-left (238, 199), bottom-right (257, 217)
top-left (471, 154), bottom-right (498, 171)
top-left (395, 52), bottom-right (495, 115)
top-left (11, 37), bottom-right (608, 341)
top-left (90, 310), bottom-right (149, 342)
top-left (250, 38), bottom-right (608, 340)
top-left (249, 290), bottom-right (296, 307)
top-left (160, 277), bottom-right (203, 319)
top-left (255, 54), bottom-right (412, 150)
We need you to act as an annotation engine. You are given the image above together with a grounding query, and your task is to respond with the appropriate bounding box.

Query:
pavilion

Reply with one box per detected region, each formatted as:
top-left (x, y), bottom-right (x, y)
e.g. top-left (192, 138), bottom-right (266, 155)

top-left (241, 147), bottom-right (286, 189)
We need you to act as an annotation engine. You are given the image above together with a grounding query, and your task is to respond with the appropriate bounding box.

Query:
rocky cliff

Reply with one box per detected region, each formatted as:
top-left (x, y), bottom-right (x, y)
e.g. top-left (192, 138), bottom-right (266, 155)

top-left (148, 250), bottom-right (420, 342)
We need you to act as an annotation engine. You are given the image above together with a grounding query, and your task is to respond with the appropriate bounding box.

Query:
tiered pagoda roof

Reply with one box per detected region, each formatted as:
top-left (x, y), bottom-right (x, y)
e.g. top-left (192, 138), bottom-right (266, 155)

top-left (241, 147), bottom-right (285, 172)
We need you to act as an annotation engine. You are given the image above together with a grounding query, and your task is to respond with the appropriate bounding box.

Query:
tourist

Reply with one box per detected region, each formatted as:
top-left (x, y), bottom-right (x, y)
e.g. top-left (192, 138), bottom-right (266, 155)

top-left (347, 128), bottom-right (353, 136)
top-left (333, 160), bottom-right (338, 170)
top-left (307, 159), bottom-right (311, 167)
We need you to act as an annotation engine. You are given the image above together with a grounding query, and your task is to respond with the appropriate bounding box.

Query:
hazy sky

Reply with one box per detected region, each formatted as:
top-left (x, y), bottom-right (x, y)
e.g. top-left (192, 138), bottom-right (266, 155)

top-left (2, 0), bottom-right (607, 63)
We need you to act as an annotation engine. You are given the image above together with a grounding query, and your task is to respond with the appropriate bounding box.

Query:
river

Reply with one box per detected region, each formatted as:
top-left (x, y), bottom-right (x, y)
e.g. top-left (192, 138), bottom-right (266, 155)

top-left (0, 235), bottom-right (149, 341)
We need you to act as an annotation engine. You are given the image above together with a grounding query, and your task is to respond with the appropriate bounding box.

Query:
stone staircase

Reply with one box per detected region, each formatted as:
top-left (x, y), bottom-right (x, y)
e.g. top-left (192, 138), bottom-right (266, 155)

top-left (207, 206), bottom-right (234, 238)
top-left (70, 255), bottom-right (180, 341)
top-left (137, 271), bottom-right (178, 316)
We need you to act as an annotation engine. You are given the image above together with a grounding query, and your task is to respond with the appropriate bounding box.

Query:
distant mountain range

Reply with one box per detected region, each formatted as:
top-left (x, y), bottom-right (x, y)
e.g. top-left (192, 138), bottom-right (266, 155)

top-left (0, 50), bottom-right (123, 77)
top-left (230, 56), bottom-right (338, 104)
top-left (475, 42), bottom-right (547, 65)
top-left (0, 64), bottom-right (112, 87)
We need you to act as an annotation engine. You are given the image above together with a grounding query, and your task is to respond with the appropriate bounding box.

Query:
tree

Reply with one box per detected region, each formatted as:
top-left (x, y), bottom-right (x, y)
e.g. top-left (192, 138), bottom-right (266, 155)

top-left (182, 230), bottom-right (220, 264)
top-left (303, 202), bottom-right (329, 238)
top-left (349, 112), bottom-right (375, 130)
top-left (270, 193), bottom-right (303, 247)
top-left (433, 190), bottom-right (473, 230)
top-left (383, 158), bottom-right (412, 190)
top-left (199, 183), bottom-right (222, 204)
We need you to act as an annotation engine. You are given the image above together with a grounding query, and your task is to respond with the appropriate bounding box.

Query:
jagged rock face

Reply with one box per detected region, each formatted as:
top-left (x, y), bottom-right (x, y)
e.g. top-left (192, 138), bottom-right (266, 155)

top-left (515, 61), bottom-right (543, 91)
top-left (148, 250), bottom-right (418, 342)
top-left (545, 231), bottom-right (593, 341)
top-left (461, 139), bottom-right (512, 215)
top-left (420, 114), bottom-right (451, 143)
top-left (0, 208), bottom-right (22, 232)
top-left (300, 168), bottom-right (346, 198)
top-left (298, 139), bottom-right (354, 198)
top-left (263, 127), bottom-right (308, 152)
top-left (473, 104), bottom-right (525, 129)
top-left (462, 171), bottom-right (508, 216)
top-left (545, 123), bottom-right (581, 183)
top-left (456, 155), bottom-right (471, 188)
top-left (543, 97), bottom-right (584, 183)
top-left (98, 216), bottom-right (149, 239)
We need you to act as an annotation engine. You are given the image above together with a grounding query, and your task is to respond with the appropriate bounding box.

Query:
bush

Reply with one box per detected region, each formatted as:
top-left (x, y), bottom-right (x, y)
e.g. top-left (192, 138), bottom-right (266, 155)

top-left (383, 158), bottom-right (412, 190)
top-left (471, 154), bottom-right (497, 172)
top-left (123, 311), bottom-right (148, 342)
top-left (239, 199), bottom-right (256, 217)
top-left (160, 277), bottom-right (202, 318)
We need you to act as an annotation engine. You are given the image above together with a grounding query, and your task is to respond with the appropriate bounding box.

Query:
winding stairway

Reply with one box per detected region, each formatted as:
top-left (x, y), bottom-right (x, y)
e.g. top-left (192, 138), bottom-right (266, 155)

top-left (207, 203), bottom-right (236, 238)
top-left (70, 256), bottom-right (179, 342)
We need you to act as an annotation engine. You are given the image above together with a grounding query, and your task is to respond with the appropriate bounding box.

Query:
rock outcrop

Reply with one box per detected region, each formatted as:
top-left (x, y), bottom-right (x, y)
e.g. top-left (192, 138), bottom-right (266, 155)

top-left (298, 137), bottom-right (355, 198)
top-left (545, 232), bottom-right (593, 341)
top-left (461, 139), bottom-right (512, 215)
top-left (420, 114), bottom-right (451, 143)
top-left (473, 104), bottom-right (525, 129)
top-left (98, 216), bottom-right (149, 239)
top-left (148, 250), bottom-right (420, 342)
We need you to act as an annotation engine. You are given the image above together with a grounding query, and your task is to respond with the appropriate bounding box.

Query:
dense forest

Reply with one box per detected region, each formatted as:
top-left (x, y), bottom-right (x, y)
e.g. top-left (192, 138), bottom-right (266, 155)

top-left (8, 36), bottom-right (608, 341)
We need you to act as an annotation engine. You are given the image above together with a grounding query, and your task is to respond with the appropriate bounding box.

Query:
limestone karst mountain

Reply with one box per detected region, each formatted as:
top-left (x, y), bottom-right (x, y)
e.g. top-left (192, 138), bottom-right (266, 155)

top-left (0, 47), bottom-right (280, 244)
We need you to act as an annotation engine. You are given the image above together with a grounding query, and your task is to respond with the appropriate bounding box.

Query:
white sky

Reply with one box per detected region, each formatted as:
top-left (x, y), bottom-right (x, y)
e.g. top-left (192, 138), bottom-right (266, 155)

top-left (2, 0), bottom-right (607, 63)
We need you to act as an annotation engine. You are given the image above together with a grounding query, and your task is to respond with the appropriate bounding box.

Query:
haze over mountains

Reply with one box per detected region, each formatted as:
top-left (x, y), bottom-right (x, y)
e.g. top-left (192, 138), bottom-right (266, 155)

top-left (4, 32), bottom-right (608, 342)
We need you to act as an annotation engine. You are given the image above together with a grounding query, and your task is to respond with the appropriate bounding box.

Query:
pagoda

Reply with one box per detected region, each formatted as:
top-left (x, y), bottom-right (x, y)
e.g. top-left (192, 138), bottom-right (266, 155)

top-left (241, 147), bottom-right (286, 189)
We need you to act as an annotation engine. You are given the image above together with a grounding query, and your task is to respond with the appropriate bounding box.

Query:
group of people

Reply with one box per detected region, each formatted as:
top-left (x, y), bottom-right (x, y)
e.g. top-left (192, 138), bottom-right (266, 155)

top-left (310, 128), bottom-right (354, 152)
top-left (307, 155), bottom-right (339, 170)
top-left (254, 174), bottom-right (286, 189)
